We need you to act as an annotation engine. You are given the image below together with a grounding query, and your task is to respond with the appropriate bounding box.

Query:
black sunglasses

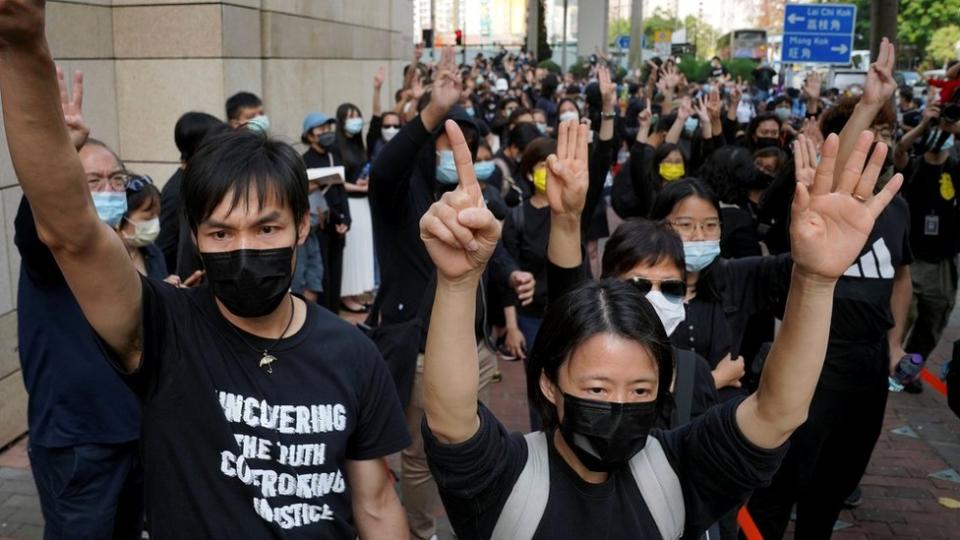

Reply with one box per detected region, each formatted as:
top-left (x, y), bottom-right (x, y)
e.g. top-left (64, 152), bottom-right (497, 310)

top-left (628, 277), bottom-right (686, 299)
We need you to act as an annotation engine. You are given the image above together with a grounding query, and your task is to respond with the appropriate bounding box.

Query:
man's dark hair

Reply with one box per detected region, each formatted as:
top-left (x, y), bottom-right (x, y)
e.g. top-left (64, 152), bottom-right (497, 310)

top-left (508, 123), bottom-right (543, 154)
top-left (175, 112), bottom-right (228, 162)
top-left (602, 218), bottom-right (685, 280)
top-left (182, 130), bottom-right (309, 238)
top-left (900, 88), bottom-right (914, 102)
top-left (527, 278), bottom-right (674, 430)
top-left (541, 73), bottom-right (559, 98)
top-left (225, 92), bottom-right (262, 121)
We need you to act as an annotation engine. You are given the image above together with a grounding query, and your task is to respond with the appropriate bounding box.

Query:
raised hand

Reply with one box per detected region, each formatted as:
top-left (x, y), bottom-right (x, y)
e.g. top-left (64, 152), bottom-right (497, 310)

top-left (598, 63), bottom-right (617, 110)
top-left (694, 96), bottom-right (711, 126)
top-left (638, 100), bottom-right (653, 126)
top-left (862, 37), bottom-right (896, 107)
top-left (57, 66), bottom-right (89, 151)
top-left (420, 120), bottom-right (501, 284)
top-left (790, 131), bottom-right (903, 281)
top-left (545, 120), bottom-right (590, 220)
top-left (706, 89), bottom-right (722, 120)
top-left (429, 48), bottom-right (462, 113)
top-left (793, 134), bottom-right (818, 188)
top-left (373, 65), bottom-right (385, 89)
top-left (0, 0), bottom-right (45, 48)
top-left (803, 71), bottom-right (822, 101)
top-left (661, 64), bottom-right (681, 92)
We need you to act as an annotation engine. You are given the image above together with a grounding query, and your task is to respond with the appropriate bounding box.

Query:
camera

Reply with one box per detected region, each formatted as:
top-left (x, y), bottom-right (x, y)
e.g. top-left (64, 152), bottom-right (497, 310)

top-left (942, 102), bottom-right (960, 124)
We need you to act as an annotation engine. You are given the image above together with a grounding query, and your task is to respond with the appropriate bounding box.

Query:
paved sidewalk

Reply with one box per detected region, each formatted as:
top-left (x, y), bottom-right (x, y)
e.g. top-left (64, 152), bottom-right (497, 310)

top-left (2, 309), bottom-right (959, 539)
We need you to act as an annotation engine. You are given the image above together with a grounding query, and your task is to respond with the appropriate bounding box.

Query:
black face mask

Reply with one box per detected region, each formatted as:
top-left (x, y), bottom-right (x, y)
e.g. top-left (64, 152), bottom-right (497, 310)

top-left (754, 137), bottom-right (780, 150)
top-left (317, 132), bottom-right (336, 148)
top-left (746, 169), bottom-right (775, 191)
top-left (201, 247), bottom-right (294, 318)
top-left (558, 393), bottom-right (659, 472)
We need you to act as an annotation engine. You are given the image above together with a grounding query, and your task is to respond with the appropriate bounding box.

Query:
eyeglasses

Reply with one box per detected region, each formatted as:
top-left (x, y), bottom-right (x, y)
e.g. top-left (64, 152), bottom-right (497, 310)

top-left (669, 218), bottom-right (721, 238)
top-left (628, 277), bottom-right (687, 299)
top-left (125, 174), bottom-right (154, 193)
top-left (87, 172), bottom-right (132, 192)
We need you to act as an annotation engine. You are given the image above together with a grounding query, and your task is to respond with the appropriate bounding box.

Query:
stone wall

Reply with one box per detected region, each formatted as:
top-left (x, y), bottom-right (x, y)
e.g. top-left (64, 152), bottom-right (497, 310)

top-left (0, 0), bottom-right (413, 448)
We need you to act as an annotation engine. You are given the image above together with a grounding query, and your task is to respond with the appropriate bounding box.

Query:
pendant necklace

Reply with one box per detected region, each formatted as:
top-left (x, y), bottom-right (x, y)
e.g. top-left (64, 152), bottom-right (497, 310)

top-left (224, 295), bottom-right (296, 374)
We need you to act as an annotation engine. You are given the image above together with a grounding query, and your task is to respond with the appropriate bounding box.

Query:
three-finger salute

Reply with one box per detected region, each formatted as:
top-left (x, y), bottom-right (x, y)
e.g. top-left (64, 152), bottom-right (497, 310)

top-left (420, 119), bottom-right (501, 284)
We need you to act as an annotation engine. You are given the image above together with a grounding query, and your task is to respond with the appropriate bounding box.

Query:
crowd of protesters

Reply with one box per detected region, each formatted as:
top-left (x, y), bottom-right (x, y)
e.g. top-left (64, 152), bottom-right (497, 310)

top-left (3, 1), bottom-right (959, 538)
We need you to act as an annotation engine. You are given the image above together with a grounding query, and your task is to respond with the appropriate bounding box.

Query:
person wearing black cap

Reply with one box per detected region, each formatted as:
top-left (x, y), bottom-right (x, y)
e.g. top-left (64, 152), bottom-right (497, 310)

top-left (301, 112), bottom-right (351, 313)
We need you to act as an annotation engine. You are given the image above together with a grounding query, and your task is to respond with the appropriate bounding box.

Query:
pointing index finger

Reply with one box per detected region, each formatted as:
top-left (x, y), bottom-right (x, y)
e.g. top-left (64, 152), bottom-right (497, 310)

top-left (444, 120), bottom-right (481, 203)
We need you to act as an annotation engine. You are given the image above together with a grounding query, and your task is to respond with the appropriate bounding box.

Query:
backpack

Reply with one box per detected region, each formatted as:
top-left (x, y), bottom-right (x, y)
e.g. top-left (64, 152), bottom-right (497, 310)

top-left (491, 433), bottom-right (686, 540)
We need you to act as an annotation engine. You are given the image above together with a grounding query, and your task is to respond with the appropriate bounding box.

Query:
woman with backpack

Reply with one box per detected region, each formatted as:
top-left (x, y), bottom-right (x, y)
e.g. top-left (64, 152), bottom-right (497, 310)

top-left (416, 118), bottom-right (901, 539)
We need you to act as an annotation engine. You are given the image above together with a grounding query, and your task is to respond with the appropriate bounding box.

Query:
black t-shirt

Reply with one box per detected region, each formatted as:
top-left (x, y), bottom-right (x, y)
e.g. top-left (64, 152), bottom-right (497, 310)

top-left (119, 277), bottom-right (410, 538)
top-left (903, 156), bottom-right (959, 262)
top-left (424, 398), bottom-right (786, 540)
top-left (14, 197), bottom-right (140, 447)
top-left (820, 197), bottom-right (913, 392)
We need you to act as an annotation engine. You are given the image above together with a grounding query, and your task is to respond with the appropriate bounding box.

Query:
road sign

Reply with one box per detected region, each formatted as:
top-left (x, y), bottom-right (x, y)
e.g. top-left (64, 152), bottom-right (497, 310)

top-left (653, 31), bottom-right (671, 58)
top-left (617, 35), bottom-right (630, 49)
top-left (782, 3), bottom-right (856, 64)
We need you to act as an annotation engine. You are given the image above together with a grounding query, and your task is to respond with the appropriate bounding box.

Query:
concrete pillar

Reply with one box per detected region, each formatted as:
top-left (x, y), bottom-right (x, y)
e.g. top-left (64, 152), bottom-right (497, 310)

top-left (577, 0), bottom-right (610, 58)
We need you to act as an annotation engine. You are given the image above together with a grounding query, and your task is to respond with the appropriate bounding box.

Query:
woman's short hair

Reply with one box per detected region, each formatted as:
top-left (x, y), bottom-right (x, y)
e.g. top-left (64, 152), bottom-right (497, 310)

top-left (601, 219), bottom-right (685, 280)
top-left (526, 279), bottom-right (675, 431)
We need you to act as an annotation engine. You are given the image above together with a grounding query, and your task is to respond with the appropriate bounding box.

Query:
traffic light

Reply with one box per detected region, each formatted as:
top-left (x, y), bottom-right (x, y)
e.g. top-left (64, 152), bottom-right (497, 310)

top-left (455, 29), bottom-right (463, 46)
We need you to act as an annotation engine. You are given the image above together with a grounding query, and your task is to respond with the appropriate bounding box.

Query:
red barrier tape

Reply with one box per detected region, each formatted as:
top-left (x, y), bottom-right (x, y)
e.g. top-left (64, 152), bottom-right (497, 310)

top-left (737, 506), bottom-right (764, 540)
top-left (919, 367), bottom-right (948, 397)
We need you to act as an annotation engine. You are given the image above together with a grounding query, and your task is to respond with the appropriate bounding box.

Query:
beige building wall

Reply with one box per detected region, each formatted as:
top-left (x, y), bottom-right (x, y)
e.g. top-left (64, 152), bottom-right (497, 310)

top-left (0, 0), bottom-right (413, 447)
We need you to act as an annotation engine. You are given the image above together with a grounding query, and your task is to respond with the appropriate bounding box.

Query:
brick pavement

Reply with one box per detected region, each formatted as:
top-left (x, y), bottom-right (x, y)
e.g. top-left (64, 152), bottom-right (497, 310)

top-left (1, 310), bottom-right (959, 539)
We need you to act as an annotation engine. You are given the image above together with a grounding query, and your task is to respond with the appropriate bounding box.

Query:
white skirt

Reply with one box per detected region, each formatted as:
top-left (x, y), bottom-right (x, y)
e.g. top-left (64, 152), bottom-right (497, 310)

top-left (341, 197), bottom-right (376, 297)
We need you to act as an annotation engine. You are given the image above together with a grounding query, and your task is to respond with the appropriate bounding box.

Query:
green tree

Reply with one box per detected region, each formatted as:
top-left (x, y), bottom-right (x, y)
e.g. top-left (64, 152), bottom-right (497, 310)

top-left (683, 15), bottom-right (719, 58)
top-left (644, 7), bottom-right (682, 43)
top-left (898, 0), bottom-right (960, 61)
top-left (926, 25), bottom-right (960, 66)
top-left (609, 17), bottom-right (631, 45)
top-left (536, 0), bottom-right (552, 61)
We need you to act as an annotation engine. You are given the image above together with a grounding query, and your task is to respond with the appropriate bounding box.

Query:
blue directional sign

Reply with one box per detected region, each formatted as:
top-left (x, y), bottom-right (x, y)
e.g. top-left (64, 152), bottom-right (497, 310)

top-left (782, 3), bottom-right (857, 64)
top-left (617, 35), bottom-right (630, 49)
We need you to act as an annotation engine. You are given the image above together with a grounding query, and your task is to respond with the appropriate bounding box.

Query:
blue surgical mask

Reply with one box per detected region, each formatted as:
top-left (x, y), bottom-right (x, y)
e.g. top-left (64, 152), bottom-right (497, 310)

top-left (774, 108), bottom-right (791, 121)
top-left (474, 160), bottom-right (496, 181)
top-left (435, 150), bottom-right (459, 185)
top-left (683, 240), bottom-right (721, 272)
top-left (345, 117), bottom-right (364, 135)
top-left (683, 117), bottom-right (699, 135)
top-left (536, 122), bottom-right (547, 134)
top-left (246, 114), bottom-right (270, 134)
top-left (465, 107), bottom-right (475, 117)
top-left (92, 192), bottom-right (128, 228)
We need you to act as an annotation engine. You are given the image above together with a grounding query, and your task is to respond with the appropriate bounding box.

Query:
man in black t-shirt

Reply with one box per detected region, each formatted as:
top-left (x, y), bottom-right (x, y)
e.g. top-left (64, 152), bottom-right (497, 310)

top-left (895, 112), bottom-right (959, 383)
top-left (1, 5), bottom-right (409, 538)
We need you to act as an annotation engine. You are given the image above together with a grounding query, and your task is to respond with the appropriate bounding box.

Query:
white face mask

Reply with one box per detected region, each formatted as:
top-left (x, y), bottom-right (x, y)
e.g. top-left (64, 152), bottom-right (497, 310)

top-left (645, 290), bottom-right (686, 337)
top-left (559, 111), bottom-right (579, 123)
top-left (123, 217), bottom-right (160, 248)
top-left (382, 126), bottom-right (400, 142)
